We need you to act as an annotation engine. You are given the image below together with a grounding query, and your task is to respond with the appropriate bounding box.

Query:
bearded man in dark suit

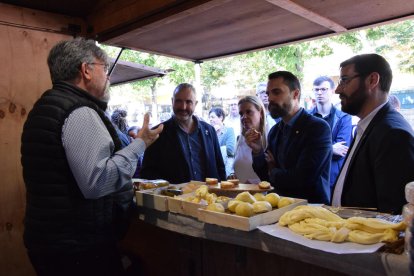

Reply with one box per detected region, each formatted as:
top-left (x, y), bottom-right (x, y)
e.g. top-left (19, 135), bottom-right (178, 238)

top-left (249, 71), bottom-right (332, 204)
top-left (331, 54), bottom-right (414, 214)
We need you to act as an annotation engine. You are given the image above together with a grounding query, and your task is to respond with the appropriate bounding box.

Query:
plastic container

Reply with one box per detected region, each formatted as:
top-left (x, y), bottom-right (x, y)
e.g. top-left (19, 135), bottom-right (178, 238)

top-left (403, 203), bottom-right (414, 226)
top-left (403, 204), bottom-right (414, 255)
top-left (405, 182), bottom-right (414, 204)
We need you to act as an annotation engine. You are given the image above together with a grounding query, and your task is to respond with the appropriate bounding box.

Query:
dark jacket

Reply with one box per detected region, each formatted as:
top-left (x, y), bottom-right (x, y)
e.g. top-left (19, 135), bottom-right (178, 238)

top-left (336, 103), bottom-right (414, 214)
top-left (310, 106), bottom-right (352, 187)
top-left (253, 109), bottom-right (332, 204)
top-left (140, 117), bottom-right (226, 183)
top-left (21, 81), bottom-right (128, 252)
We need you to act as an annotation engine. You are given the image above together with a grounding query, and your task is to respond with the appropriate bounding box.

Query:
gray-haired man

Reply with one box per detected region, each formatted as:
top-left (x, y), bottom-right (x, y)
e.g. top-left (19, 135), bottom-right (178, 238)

top-left (21, 38), bottom-right (163, 275)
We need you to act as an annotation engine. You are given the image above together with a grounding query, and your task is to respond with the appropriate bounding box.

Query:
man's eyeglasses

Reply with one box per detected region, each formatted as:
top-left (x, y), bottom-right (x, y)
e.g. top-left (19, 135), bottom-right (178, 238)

top-left (257, 90), bottom-right (267, 96)
top-left (337, 74), bottom-right (361, 87)
top-left (88, 63), bottom-right (110, 75)
top-left (313, 87), bottom-right (330, 93)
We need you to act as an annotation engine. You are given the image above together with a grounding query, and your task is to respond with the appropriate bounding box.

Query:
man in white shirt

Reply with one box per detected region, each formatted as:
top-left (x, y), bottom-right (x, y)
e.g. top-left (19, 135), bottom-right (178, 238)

top-left (331, 54), bottom-right (414, 214)
top-left (224, 98), bottom-right (241, 139)
top-left (257, 82), bottom-right (277, 129)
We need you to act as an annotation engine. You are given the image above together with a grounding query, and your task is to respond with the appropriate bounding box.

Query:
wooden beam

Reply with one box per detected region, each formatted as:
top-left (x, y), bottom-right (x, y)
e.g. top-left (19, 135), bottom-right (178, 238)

top-left (88, 0), bottom-right (177, 35)
top-left (89, 0), bottom-right (231, 42)
top-left (113, 0), bottom-right (232, 38)
top-left (265, 0), bottom-right (347, 33)
top-left (0, 3), bottom-right (86, 35)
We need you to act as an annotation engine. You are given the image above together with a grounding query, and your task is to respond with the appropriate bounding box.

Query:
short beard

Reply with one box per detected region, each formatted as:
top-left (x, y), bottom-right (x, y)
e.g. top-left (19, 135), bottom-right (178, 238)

top-left (269, 101), bottom-right (291, 119)
top-left (101, 80), bottom-right (111, 103)
top-left (173, 110), bottom-right (193, 123)
top-left (341, 82), bottom-right (367, 116)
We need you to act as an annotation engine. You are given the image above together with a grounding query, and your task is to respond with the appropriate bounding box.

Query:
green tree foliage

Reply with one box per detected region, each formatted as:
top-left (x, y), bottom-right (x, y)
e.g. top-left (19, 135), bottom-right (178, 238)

top-left (200, 20), bottom-right (414, 92)
top-left (103, 46), bottom-right (194, 116)
top-left (200, 34), bottom-right (361, 92)
top-left (365, 20), bottom-right (414, 73)
top-left (105, 48), bottom-right (194, 92)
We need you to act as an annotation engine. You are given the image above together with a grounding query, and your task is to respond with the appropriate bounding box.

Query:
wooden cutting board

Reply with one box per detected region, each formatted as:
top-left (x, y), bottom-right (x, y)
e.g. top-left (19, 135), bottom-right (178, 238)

top-left (207, 183), bottom-right (273, 197)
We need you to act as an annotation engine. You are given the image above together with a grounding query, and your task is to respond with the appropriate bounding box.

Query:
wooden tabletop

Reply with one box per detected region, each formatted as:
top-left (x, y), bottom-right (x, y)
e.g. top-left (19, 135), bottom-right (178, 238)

top-left (134, 206), bottom-right (409, 276)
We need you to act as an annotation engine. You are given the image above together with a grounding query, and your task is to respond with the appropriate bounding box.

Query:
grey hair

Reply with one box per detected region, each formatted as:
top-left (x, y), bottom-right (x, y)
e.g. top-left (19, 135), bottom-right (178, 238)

top-left (47, 37), bottom-right (108, 83)
top-left (173, 83), bottom-right (196, 97)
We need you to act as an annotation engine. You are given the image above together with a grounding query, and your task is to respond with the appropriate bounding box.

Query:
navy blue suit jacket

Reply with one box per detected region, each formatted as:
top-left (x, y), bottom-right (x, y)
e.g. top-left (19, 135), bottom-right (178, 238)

top-left (310, 106), bottom-right (352, 188)
top-left (337, 103), bottom-right (414, 214)
top-left (140, 117), bottom-right (226, 184)
top-left (253, 109), bottom-right (332, 204)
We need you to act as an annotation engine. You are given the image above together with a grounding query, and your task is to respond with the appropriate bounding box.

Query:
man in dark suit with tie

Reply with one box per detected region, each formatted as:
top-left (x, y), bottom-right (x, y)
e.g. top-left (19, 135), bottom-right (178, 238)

top-left (249, 71), bottom-right (332, 204)
top-left (332, 54), bottom-right (414, 214)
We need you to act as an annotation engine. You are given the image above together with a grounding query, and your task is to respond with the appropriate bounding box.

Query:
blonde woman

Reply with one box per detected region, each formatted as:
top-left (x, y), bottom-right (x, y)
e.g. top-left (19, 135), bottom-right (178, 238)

top-left (231, 96), bottom-right (272, 183)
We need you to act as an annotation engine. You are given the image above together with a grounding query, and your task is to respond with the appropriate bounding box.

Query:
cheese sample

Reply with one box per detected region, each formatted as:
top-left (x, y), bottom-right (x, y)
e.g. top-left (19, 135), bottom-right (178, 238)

top-left (235, 202), bottom-right (254, 217)
top-left (253, 201), bottom-right (272, 213)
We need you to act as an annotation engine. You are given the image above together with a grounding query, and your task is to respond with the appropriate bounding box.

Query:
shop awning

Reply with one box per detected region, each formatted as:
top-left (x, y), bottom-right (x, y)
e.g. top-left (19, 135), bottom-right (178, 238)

top-left (2, 0), bottom-right (413, 61)
top-left (109, 58), bottom-right (169, 86)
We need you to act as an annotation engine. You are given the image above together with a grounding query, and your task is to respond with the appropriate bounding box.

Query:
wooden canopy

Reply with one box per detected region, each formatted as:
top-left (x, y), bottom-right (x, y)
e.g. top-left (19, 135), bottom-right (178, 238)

top-left (2, 0), bottom-right (413, 61)
top-left (109, 58), bottom-right (169, 86)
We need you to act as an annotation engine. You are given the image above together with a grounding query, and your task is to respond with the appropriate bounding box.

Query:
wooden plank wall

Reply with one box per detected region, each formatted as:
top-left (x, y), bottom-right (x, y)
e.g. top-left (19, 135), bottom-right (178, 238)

top-left (0, 4), bottom-right (84, 275)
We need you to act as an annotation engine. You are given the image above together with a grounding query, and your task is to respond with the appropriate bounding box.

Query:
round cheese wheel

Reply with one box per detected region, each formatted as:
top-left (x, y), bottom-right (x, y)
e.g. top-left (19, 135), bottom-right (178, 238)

top-left (205, 178), bottom-right (218, 185)
top-left (258, 181), bottom-right (270, 189)
top-left (220, 181), bottom-right (235, 189)
top-left (228, 179), bottom-right (239, 186)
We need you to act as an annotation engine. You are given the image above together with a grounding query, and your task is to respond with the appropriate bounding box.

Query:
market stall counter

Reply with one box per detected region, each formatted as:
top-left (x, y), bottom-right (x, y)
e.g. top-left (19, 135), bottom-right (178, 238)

top-left (119, 206), bottom-right (408, 276)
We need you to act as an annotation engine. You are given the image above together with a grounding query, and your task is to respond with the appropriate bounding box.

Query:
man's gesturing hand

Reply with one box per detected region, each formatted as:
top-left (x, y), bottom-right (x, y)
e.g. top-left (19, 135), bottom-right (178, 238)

top-left (136, 113), bottom-right (164, 147)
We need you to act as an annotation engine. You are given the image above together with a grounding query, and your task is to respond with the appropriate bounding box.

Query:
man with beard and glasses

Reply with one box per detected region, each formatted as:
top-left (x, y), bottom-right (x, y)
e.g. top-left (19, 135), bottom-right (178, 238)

top-left (21, 38), bottom-right (163, 275)
top-left (309, 76), bottom-right (352, 193)
top-left (140, 83), bottom-right (226, 183)
top-left (331, 54), bottom-right (414, 214)
top-left (247, 71), bottom-right (332, 204)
